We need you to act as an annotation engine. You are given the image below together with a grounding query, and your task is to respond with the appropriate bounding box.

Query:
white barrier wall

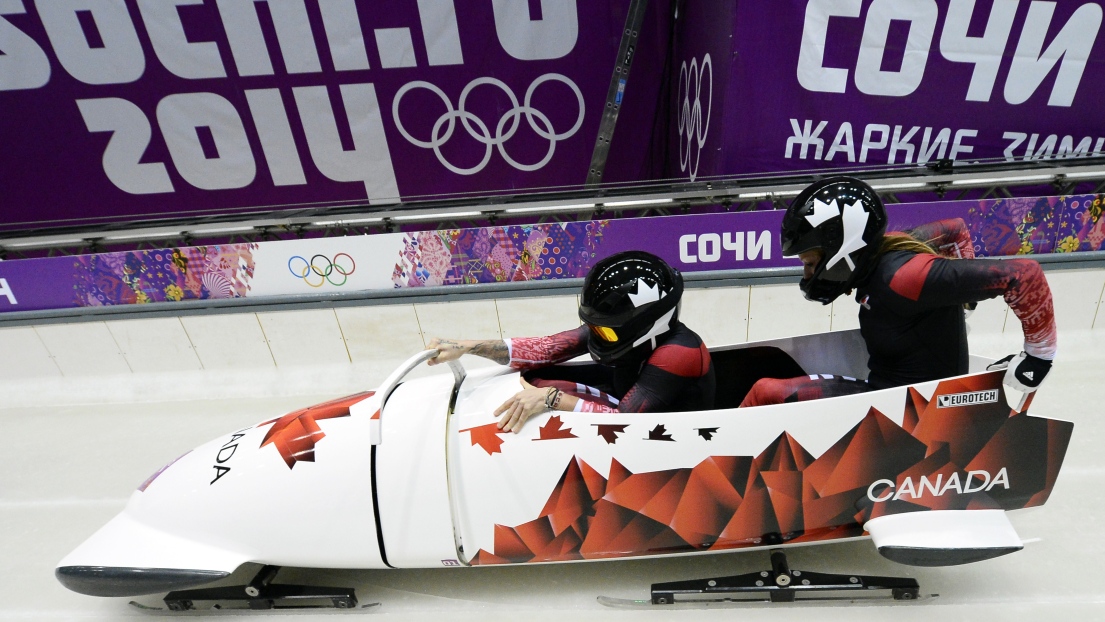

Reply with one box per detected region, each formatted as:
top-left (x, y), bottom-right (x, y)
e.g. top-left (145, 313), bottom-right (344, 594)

top-left (1, 270), bottom-right (1102, 408)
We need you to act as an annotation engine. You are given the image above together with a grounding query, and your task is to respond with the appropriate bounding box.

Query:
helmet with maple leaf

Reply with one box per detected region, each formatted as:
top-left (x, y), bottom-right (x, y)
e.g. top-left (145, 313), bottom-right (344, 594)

top-left (579, 251), bottom-right (683, 365)
top-left (781, 176), bottom-right (887, 304)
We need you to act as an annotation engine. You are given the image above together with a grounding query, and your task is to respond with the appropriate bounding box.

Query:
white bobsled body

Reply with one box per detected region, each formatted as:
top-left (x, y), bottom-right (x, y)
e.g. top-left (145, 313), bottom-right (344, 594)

top-left (57, 329), bottom-right (1073, 596)
top-left (58, 371), bottom-right (459, 594)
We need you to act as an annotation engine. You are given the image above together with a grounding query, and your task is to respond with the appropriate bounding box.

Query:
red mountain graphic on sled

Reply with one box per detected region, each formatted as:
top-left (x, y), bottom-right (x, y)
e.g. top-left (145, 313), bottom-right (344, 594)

top-left (471, 374), bottom-right (1071, 565)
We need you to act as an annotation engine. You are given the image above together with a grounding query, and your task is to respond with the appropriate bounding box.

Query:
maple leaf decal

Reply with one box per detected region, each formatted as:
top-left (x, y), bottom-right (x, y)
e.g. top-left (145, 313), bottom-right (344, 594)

top-left (461, 423), bottom-right (509, 455)
top-left (696, 427), bottom-right (719, 441)
top-left (594, 424), bottom-right (629, 445)
top-left (536, 415), bottom-right (577, 440)
top-left (260, 393), bottom-right (370, 468)
top-left (646, 424), bottom-right (675, 442)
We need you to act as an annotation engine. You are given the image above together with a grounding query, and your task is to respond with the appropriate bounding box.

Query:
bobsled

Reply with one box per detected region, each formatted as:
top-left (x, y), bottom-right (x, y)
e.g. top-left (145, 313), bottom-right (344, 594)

top-left (56, 328), bottom-right (1073, 604)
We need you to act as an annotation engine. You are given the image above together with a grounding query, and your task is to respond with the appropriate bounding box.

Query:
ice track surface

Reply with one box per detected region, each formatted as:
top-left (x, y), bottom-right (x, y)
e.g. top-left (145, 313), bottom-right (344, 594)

top-left (2, 328), bottom-right (1104, 620)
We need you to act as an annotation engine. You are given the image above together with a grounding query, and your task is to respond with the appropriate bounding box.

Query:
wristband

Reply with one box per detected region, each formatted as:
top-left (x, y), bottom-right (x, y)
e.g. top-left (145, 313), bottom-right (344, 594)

top-left (544, 387), bottom-right (560, 409)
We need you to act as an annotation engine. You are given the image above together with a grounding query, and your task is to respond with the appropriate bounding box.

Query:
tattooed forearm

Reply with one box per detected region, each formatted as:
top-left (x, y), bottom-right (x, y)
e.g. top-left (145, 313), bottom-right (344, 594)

top-left (471, 340), bottom-right (510, 365)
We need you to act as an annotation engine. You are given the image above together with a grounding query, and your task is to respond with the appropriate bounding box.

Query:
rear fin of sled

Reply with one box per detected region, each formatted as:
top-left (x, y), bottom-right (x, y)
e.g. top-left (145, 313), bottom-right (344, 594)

top-left (865, 509), bottom-right (1023, 567)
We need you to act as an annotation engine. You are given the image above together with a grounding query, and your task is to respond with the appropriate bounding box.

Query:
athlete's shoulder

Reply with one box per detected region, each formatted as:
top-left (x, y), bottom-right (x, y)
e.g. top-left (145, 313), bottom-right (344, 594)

top-left (647, 324), bottom-right (711, 378)
top-left (864, 251), bottom-right (929, 293)
top-left (887, 252), bottom-right (940, 301)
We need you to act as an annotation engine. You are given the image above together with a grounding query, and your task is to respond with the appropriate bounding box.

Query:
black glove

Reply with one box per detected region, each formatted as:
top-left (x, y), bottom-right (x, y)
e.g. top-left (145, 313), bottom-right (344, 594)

top-left (987, 352), bottom-right (1052, 392)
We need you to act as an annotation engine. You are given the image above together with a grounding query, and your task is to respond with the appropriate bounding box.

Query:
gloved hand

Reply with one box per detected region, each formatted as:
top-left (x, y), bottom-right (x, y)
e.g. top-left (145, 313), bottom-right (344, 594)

top-left (987, 352), bottom-right (1052, 392)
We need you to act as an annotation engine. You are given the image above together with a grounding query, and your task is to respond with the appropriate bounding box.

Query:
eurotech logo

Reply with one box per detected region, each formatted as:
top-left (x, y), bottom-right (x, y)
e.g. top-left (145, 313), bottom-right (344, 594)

top-left (937, 389), bottom-right (999, 408)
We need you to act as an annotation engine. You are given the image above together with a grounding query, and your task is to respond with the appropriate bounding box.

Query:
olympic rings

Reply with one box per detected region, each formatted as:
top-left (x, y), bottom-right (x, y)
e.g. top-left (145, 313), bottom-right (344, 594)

top-left (678, 54), bottom-right (712, 182)
top-left (288, 253), bottom-right (356, 287)
top-left (392, 73), bottom-right (586, 175)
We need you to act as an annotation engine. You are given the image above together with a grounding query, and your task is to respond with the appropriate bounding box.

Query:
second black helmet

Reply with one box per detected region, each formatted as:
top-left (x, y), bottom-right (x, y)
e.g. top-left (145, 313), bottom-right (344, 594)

top-left (780, 176), bottom-right (887, 304)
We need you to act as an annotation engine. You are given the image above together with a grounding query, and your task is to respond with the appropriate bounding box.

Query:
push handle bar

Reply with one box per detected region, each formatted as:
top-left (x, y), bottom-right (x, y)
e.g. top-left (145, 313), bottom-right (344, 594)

top-left (369, 349), bottom-right (466, 444)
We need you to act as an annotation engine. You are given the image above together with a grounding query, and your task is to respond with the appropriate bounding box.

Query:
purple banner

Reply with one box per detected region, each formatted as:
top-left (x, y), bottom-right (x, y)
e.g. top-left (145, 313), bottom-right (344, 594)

top-left (395, 221), bottom-right (607, 286)
top-left (0, 0), bottom-right (676, 228)
top-left (0, 255), bottom-right (81, 311)
top-left (0, 244), bottom-right (257, 312)
top-left (599, 210), bottom-right (789, 270)
top-left (671, 0), bottom-right (1105, 181)
top-left (4, 192), bottom-right (1104, 314)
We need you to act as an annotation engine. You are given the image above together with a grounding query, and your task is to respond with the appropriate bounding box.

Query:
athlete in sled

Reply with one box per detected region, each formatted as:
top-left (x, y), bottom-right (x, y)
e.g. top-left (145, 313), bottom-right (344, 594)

top-left (55, 201), bottom-right (1071, 608)
top-left (743, 176), bottom-right (1057, 407)
top-left (427, 250), bottom-right (715, 430)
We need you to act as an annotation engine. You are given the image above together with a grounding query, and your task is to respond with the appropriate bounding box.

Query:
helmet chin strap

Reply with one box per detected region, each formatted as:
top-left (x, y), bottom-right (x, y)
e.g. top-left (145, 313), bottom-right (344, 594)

top-left (632, 307), bottom-right (677, 349)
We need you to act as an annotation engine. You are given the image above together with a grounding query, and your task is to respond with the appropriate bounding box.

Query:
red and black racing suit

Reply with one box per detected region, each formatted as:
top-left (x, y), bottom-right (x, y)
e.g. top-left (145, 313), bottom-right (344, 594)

top-left (741, 219), bottom-right (1057, 406)
top-left (507, 322), bottom-right (715, 413)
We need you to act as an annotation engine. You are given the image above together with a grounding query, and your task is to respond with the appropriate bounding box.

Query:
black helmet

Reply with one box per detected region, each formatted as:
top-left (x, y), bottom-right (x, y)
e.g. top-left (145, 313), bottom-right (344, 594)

top-left (781, 176), bottom-right (887, 304)
top-left (579, 251), bottom-right (683, 365)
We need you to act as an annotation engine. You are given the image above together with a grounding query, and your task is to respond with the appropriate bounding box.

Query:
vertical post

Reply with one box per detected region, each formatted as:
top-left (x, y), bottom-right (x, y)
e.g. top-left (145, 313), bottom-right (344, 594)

top-left (585, 0), bottom-right (650, 186)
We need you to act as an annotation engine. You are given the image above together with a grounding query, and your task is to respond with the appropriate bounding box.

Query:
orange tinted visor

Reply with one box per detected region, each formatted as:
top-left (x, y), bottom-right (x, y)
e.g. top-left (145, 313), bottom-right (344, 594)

top-left (588, 324), bottom-right (619, 342)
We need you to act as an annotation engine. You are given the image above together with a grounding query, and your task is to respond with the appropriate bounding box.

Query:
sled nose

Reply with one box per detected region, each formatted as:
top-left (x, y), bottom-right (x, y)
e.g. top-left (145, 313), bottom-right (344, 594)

top-left (56, 512), bottom-right (248, 597)
top-left (55, 566), bottom-right (229, 597)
